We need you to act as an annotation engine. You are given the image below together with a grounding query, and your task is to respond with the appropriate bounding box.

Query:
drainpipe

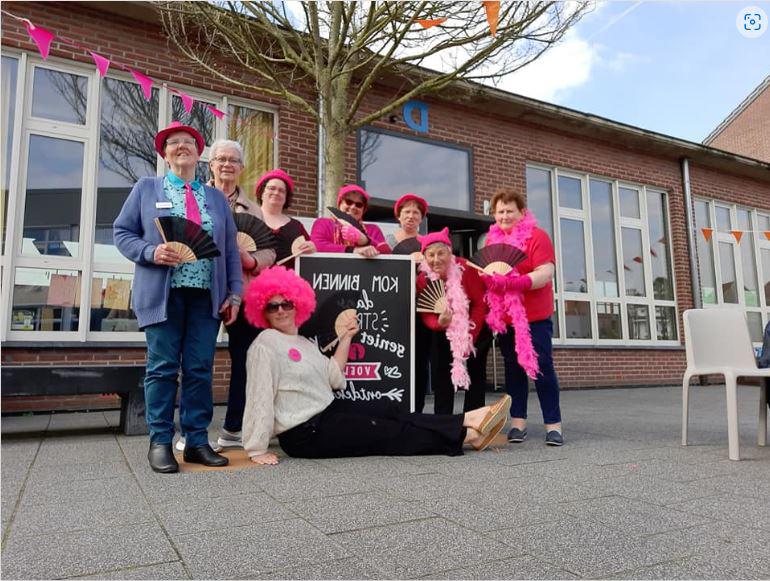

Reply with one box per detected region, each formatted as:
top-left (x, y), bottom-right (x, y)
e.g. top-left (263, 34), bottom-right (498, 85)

top-left (317, 95), bottom-right (325, 218)
top-left (681, 157), bottom-right (702, 309)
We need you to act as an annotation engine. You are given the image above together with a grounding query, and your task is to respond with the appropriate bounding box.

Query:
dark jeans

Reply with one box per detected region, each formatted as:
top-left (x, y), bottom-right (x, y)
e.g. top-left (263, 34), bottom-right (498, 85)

top-left (143, 288), bottom-right (220, 446)
top-left (223, 308), bottom-right (262, 432)
top-left (278, 398), bottom-right (466, 458)
top-left (498, 318), bottom-right (562, 425)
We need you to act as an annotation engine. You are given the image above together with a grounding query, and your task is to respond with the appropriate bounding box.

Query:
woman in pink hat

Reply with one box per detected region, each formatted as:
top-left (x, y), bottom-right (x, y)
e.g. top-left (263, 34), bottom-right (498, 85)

top-left (113, 121), bottom-right (242, 473)
top-left (310, 184), bottom-right (390, 257)
top-left (387, 193), bottom-right (429, 250)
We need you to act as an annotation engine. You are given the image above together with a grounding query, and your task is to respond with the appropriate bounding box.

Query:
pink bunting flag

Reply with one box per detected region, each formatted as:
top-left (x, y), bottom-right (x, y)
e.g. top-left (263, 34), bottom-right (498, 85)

top-left (129, 69), bottom-right (154, 100)
top-left (173, 89), bottom-right (195, 114)
top-left (25, 22), bottom-right (55, 60)
top-left (89, 51), bottom-right (110, 77)
top-left (207, 105), bottom-right (225, 119)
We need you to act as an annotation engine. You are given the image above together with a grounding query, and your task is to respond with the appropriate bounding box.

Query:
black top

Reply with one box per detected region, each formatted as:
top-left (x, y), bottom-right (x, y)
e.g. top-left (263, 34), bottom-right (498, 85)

top-left (273, 218), bottom-right (310, 269)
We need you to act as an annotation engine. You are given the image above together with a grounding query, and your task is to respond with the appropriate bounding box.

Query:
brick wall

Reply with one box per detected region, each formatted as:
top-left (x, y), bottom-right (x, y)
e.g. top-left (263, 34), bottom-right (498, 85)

top-left (708, 84), bottom-right (770, 164)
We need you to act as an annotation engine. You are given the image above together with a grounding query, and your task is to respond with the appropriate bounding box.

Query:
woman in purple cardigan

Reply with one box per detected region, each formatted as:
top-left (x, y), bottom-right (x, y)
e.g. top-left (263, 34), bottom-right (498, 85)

top-left (310, 185), bottom-right (390, 256)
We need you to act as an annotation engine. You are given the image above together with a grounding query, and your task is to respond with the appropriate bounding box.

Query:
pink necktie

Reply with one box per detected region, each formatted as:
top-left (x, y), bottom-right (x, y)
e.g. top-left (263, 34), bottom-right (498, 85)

top-left (185, 182), bottom-right (202, 225)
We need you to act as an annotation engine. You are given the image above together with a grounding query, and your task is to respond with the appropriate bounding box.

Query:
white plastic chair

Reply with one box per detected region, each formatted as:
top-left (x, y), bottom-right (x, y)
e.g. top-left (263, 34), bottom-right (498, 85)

top-left (682, 309), bottom-right (768, 460)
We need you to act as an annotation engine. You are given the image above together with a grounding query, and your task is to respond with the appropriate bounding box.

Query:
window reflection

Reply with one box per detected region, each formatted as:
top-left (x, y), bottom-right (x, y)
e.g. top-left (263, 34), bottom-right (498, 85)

top-left (746, 312), bottom-right (763, 343)
top-left (622, 227), bottom-right (646, 297)
top-left (695, 201), bottom-right (717, 304)
top-left (558, 175), bottom-right (582, 210)
top-left (172, 95), bottom-right (214, 144)
top-left (1, 55), bottom-right (18, 255)
top-left (762, 248), bottom-right (770, 305)
top-left (646, 191), bottom-right (674, 301)
top-left (655, 306), bottom-right (677, 341)
top-left (627, 304), bottom-right (650, 340)
top-left (590, 179), bottom-right (618, 298)
top-left (597, 302), bottom-right (621, 339)
top-left (228, 105), bottom-right (274, 200)
top-left (22, 135), bottom-right (84, 258)
top-left (89, 272), bottom-right (138, 332)
top-left (715, 206), bottom-right (731, 232)
top-left (564, 300), bottom-right (591, 338)
top-left (719, 241), bottom-right (738, 303)
top-left (619, 187), bottom-right (640, 219)
top-left (560, 218), bottom-right (587, 293)
top-left (737, 210), bottom-right (759, 307)
top-left (11, 267), bottom-right (80, 332)
top-left (527, 167), bottom-right (553, 240)
top-left (31, 67), bottom-right (87, 125)
top-left (359, 129), bottom-right (470, 210)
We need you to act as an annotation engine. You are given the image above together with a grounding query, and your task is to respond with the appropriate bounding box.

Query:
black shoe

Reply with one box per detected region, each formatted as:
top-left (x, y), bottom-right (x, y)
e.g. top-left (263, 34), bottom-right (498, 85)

top-left (183, 444), bottom-right (229, 467)
top-left (148, 443), bottom-right (179, 473)
top-left (545, 430), bottom-right (564, 446)
top-left (507, 427), bottom-right (528, 443)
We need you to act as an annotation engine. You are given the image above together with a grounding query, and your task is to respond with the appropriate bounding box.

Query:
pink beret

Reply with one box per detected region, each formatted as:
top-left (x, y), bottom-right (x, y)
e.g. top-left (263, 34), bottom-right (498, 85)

top-left (154, 121), bottom-right (205, 156)
top-left (394, 193), bottom-right (429, 218)
top-left (255, 169), bottom-right (295, 197)
top-left (337, 184), bottom-right (371, 206)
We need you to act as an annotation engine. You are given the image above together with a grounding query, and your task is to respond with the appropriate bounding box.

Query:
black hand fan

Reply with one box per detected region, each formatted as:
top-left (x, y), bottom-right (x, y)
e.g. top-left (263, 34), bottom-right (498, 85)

top-left (233, 213), bottom-right (278, 253)
top-left (392, 237), bottom-right (423, 261)
top-left (470, 244), bottom-right (527, 275)
top-left (154, 216), bottom-right (221, 263)
top-left (416, 279), bottom-right (447, 313)
top-left (327, 206), bottom-right (366, 234)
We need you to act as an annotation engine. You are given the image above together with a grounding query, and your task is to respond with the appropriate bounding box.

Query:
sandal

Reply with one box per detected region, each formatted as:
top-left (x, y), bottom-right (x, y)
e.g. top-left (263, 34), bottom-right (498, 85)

top-left (472, 418), bottom-right (506, 451)
top-left (477, 394), bottom-right (512, 434)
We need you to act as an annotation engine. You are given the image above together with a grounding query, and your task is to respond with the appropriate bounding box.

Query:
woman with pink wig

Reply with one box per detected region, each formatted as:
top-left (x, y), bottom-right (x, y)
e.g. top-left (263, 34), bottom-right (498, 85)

top-left (310, 184), bottom-right (390, 257)
top-left (241, 266), bottom-right (511, 464)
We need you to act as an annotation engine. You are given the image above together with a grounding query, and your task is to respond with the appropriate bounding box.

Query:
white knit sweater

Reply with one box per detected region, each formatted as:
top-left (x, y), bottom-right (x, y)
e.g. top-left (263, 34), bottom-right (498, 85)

top-left (242, 328), bottom-right (346, 457)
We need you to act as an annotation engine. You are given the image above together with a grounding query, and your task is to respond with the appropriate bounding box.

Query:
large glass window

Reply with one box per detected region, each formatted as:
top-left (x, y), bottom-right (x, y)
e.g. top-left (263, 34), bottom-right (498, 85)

top-left (695, 200), bottom-right (717, 304)
top-left (228, 105), bottom-right (274, 200)
top-left (31, 67), bottom-right (87, 125)
top-left (647, 191), bottom-right (674, 301)
top-left (590, 179), bottom-right (618, 298)
top-left (358, 128), bottom-right (471, 210)
top-left (622, 227), bottom-right (646, 297)
top-left (526, 167), bottom-right (553, 239)
top-left (2, 56), bottom-right (18, 255)
top-left (12, 267), bottom-right (80, 332)
top-left (561, 218), bottom-right (587, 293)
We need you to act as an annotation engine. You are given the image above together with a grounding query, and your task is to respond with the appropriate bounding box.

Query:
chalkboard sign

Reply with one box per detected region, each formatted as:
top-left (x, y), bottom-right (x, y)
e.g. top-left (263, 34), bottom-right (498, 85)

top-left (296, 253), bottom-right (415, 411)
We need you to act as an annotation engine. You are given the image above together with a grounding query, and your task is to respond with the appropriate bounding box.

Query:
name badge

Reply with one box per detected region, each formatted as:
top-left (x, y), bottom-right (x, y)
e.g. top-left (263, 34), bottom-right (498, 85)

top-left (155, 201), bottom-right (173, 209)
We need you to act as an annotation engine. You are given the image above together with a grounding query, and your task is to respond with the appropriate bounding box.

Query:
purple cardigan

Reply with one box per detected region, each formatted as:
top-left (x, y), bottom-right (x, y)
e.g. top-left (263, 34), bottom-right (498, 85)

top-left (310, 217), bottom-right (390, 253)
top-left (113, 176), bottom-right (243, 328)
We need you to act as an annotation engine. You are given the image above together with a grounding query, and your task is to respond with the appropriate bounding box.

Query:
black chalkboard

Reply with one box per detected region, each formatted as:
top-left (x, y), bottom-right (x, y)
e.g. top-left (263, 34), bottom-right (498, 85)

top-left (296, 253), bottom-right (415, 411)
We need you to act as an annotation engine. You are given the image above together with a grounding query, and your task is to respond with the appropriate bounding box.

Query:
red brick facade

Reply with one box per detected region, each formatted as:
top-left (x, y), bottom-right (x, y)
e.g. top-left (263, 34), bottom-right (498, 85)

top-left (3, 2), bottom-right (770, 412)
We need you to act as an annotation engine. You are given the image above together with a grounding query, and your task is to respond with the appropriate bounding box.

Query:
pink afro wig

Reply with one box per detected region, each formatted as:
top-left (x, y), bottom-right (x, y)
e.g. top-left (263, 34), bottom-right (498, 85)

top-left (244, 266), bottom-right (317, 329)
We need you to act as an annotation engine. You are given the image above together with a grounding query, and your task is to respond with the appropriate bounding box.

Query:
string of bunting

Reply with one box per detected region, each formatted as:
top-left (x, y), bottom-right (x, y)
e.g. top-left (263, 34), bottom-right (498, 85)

top-left (416, 1), bottom-right (501, 35)
top-left (2, 8), bottom-right (278, 142)
top-left (700, 228), bottom-right (770, 243)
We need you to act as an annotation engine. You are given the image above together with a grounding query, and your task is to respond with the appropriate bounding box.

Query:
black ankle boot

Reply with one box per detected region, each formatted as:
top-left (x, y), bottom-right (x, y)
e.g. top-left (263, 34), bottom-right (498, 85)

top-left (183, 444), bottom-right (229, 467)
top-left (148, 443), bottom-right (179, 473)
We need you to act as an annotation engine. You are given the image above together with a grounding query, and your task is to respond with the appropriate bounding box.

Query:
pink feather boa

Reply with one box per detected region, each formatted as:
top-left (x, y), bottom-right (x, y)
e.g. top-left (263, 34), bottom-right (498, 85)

top-left (419, 257), bottom-right (475, 391)
top-left (484, 211), bottom-right (540, 379)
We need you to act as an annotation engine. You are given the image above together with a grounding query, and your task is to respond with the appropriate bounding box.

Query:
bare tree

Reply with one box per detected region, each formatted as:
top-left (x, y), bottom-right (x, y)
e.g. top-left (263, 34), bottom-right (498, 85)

top-left (158, 1), bottom-right (590, 209)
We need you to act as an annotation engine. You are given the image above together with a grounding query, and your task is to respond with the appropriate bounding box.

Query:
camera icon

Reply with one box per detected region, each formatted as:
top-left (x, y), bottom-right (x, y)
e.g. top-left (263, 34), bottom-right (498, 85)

top-left (737, 6), bottom-right (767, 37)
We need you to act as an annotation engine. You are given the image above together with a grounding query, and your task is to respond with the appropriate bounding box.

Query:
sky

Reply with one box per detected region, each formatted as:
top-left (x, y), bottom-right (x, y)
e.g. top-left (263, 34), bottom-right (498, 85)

top-left (500, 1), bottom-right (770, 143)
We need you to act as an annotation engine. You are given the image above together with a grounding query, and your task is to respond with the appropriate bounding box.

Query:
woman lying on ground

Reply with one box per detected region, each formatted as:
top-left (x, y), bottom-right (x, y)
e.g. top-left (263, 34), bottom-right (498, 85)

top-left (241, 266), bottom-right (511, 465)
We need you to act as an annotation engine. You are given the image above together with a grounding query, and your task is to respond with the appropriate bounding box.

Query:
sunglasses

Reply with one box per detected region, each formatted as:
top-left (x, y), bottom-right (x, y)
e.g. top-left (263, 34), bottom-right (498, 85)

top-left (264, 300), bottom-right (295, 313)
top-left (342, 199), bottom-right (366, 209)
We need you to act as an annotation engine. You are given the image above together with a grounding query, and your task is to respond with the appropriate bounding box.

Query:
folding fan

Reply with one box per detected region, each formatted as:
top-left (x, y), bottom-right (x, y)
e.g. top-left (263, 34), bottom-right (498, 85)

top-left (470, 244), bottom-right (527, 276)
top-left (327, 206), bottom-right (366, 234)
top-left (153, 216), bottom-right (221, 263)
top-left (416, 279), bottom-right (448, 314)
top-left (320, 308), bottom-right (359, 352)
top-left (276, 236), bottom-right (309, 266)
top-left (233, 213), bottom-right (278, 253)
top-left (392, 237), bottom-right (423, 261)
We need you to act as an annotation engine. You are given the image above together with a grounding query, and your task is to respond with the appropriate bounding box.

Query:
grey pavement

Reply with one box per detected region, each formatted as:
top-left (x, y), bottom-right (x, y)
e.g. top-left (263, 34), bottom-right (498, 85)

top-left (1, 384), bottom-right (768, 580)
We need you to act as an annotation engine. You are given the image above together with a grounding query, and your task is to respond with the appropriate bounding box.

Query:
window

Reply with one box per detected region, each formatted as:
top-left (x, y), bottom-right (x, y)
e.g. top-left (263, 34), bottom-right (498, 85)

top-left (694, 199), bottom-right (769, 343)
top-left (1, 50), bottom-right (277, 341)
top-left (527, 164), bottom-right (678, 345)
top-left (358, 127), bottom-right (472, 211)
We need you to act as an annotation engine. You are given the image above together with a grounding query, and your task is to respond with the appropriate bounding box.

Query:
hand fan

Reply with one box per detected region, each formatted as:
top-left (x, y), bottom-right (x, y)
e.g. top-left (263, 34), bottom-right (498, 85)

top-left (392, 237), bottom-right (424, 261)
top-left (321, 308), bottom-right (358, 352)
top-left (233, 213), bottom-right (278, 253)
top-left (327, 206), bottom-right (366, 234)
top-left (470, 244), bottom-right (527, 275)
top-left (276, 236), bottom-right (308, 266)
top-left (416, 279), bottom-right (448, 313)
top-left (154, 217), bottom-right (221, 263)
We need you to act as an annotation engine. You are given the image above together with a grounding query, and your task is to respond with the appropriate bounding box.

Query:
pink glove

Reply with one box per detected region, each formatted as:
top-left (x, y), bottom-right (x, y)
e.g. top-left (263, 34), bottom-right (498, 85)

top-left (483, 273), bottom-right (508, 293)
top-left (341, 224), bottom-right (364, 245)
top-left (506, 274), bottom-right (532, 293)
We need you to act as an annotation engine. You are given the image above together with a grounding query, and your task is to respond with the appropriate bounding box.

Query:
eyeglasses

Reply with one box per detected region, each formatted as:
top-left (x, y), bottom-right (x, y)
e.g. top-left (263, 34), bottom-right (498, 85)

top-left (166, 138), bottom-right (197, 147)
top-left (212, 156), bottom-right (242, 165)
top-left (342, 199), bottom-right (365, 209)
top-left (264, 300), bottom-right (295, 313)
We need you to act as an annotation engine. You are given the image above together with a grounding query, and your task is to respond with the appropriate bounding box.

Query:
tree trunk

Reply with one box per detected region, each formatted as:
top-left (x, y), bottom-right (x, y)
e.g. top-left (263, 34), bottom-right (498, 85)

top-left (320, 73), bottom-right (351, 211)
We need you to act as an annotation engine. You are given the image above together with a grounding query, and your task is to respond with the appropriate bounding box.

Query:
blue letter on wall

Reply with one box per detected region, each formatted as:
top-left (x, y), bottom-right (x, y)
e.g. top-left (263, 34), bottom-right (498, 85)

top-left (403, 100), bottom-right (429, 133)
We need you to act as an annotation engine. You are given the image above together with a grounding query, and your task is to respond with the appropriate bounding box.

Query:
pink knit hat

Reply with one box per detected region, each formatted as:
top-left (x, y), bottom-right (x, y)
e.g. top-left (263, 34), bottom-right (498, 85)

top-left (255, 169), bottom-right (295, 197)
top-left (337, 184), bottom-right (371, 207)
top-left (419, 227), bottom-right (452, 253)
top-left (394, 193), bottom-right (428, 218)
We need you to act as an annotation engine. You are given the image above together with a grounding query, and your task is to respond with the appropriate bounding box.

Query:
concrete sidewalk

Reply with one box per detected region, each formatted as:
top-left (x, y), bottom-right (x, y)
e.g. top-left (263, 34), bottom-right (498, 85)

top-left (1, 385), bottom-right (769, 580)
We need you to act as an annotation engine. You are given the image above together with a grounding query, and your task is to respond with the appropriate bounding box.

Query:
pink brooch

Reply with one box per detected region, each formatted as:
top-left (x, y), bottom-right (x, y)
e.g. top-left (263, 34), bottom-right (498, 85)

top-left (288, 348), bottom-right (301, 362)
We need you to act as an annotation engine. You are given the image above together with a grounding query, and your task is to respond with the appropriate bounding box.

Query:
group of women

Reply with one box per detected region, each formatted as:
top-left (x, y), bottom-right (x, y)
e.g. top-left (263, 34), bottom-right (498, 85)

top-left (114, 122), bottom-right (563, 474)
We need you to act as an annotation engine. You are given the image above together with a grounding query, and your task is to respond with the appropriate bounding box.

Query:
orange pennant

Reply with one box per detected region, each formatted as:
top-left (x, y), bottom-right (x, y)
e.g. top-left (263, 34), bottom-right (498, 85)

top-left (764, 231), bottom-right (770, 241)
top-left (701, 228), bottom-right (713, 242)
top-left (417, 17), bottom-right (448, 29)
top-left (731, 230), bottom-right (743, 244)
top-left (483, 1), bottom-right (500, 36)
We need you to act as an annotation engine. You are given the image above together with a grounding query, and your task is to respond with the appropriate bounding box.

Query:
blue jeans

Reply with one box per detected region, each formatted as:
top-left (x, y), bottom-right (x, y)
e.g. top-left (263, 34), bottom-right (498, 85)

top-left (143, 288), bottom-right (220, 446)
top-left (498, 318), bottom-right (562, 425)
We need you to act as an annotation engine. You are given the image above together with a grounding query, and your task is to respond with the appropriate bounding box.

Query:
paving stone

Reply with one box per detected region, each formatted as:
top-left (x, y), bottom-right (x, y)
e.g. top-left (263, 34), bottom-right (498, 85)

top-left (332, 517), bottom-right (518, 579)
top-left (27, 460), bottom-right (132, 482)
top-left (47, 411), bottom-right (112, 431)
top-left (669, 493), bottom-right (770, 531)
top-left (74, 561), bottom-right (189, 580)
top-left (0, 523), bottom-right (177, 579)
top-left (19, 474), bottom-right (144, 508)
top-left (34, 437), bottom-right (123, 466)
top-left (596, 472), bottom-right (725, 506)
top-left (422, 554), bottom-right (580, 579)
top-left (607, 554), bottom-right (770, 580)
top-left (258, 557), bottom-right (386, 579)
top-left (174, 518), bottom-right (349, 579)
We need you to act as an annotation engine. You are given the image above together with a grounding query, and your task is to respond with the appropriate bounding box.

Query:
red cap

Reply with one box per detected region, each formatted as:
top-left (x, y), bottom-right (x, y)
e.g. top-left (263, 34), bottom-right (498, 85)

top-left (337, 184), bottom-right (371, 207)
top-left (255, 169), bottom-right (295, 197)
top-left (419, 227), bottom-right (452, 253)
top-left (154, 121), bottom-right (205, 156)
top-left (394, 193), bottom-right (428, 218)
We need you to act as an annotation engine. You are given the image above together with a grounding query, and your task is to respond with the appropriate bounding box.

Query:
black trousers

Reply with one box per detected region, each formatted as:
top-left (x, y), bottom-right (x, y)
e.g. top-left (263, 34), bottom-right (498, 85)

top-left (223, 308), bottom-right (262, 432)
top-left (277, 398), bottom-right (467, 458)
top-left (415, 324), bottom-right (493, 415)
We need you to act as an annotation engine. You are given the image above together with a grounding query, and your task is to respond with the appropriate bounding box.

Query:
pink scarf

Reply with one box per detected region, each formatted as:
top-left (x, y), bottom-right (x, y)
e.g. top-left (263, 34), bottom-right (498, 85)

top-left (419, 257), bottom-right (475, 391)
top-left (485, 211), bottom-right (540, 379)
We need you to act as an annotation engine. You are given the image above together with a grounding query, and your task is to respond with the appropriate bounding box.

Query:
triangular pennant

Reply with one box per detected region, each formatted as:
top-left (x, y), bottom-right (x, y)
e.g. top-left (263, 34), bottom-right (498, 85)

top-left (129, 69), bottom-right (154, 100)
top-left (417, 17), bottom-right (448, 29)
top-left (89, 51), bottom-right (110, 77)
top-left (701, 228), bottom-right (713, 242)
top-left (764, 231), bottom-right (770, 241)
top-left (731, 230), bottom-right (743, 244)
top-left (483, 1), bottom-right (500, 36)
top-left (207, 105), bottom-right (225, 119)
top-left (173, 89), bottom-right (195, 114)
top-left (25, 22), bottom-right (55, 60)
